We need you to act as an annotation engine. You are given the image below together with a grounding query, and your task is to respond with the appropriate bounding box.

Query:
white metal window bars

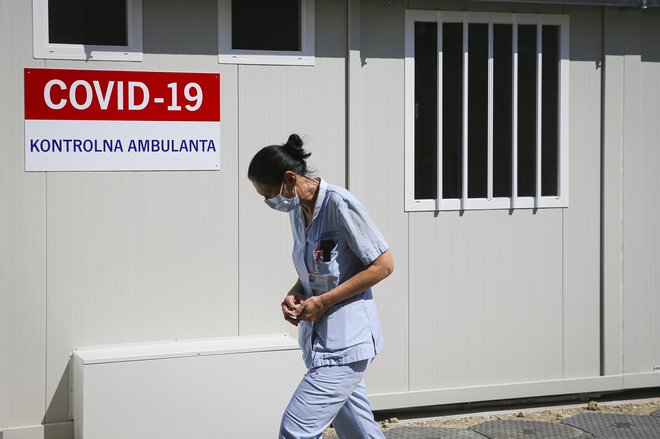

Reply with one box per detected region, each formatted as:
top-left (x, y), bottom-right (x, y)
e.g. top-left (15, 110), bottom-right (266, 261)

top-left (404, 11), bottom-right (569, 212)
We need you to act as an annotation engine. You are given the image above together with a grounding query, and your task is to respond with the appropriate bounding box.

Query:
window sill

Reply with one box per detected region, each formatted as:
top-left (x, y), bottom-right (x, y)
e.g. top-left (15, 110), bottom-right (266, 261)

top-left (34, 45), bottom-right (143, 62)
top-left (218, 53), bottom-right (315, 66)
top-left (405, 196), bottom-right (568, 212)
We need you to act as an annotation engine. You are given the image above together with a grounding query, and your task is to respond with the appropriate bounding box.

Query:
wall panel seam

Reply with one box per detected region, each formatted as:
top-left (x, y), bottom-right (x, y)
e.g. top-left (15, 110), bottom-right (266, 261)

top-left (237, 64), bottom-right (241, 336)
top-left (562, 207), bottom-right (565, 379)
top-left (44, 172), bottom-right (48, 416)
top-left (619, 12), bottom-right (627, 377)
top-left (406, 212), bottom-right (410, 392)
top-left (42, 57), bottom-right (49, 421)
top-left (599, 6), bottom-right (604, 377)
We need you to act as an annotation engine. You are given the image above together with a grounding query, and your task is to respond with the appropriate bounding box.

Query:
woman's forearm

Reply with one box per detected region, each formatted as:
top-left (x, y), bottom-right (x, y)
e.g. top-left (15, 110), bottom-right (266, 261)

top-left (318, 250), bottom-right (393, 310)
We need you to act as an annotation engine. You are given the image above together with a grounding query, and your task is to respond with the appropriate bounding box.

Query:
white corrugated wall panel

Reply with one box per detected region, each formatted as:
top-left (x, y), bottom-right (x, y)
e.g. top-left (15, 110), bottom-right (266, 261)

top-left (43, 0), bottom-right (240, 424)
top-left (561, 6), bottom-right (602, 379)
top-left (236, 57), bottom-right (346, 337)
top-left (621, 11), bottom-right (644, 376)
top-left (601, 7), bottom-right (625, 378)
top-left (622, 9), bottom-right (660, 376)
top-left (348, 0), bottom-right (410, 395)
top-left (0, 0), bottom-right (10, 427)
top-left (0, 0), bottom-right (48, 430)
top-left (352, 0), bottom-right (603, 400)
top-left (409, 210), bottom-right (564, 390)
top-left (637, 10), bottom-right (660, 375)
top-left (237, 0), bottom-right (347, 337)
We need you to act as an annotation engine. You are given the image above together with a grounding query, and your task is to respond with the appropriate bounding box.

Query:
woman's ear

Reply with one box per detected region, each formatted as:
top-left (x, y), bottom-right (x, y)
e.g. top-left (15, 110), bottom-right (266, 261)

top-left (282, 171), bottom-right (297, 196)
top-left (283, 170), bottom-right (297, 186)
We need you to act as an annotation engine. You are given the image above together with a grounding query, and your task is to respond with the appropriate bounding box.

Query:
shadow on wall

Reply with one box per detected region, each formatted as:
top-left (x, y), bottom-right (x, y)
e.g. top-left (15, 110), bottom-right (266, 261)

top-left (142, 0), bottom-right (218, 55)
top-left (603, 7), bottom-right (660, 62)
top-left (142, 0), bottom-right (346, 58)
top-left (42, 360), bottom-right (71, 437)
top-left (358, 2), bottom-right (660, 65)
top-left (139, 0), bottom-right (660, 65)
top-left (641, 8), bottom-right (660, 62)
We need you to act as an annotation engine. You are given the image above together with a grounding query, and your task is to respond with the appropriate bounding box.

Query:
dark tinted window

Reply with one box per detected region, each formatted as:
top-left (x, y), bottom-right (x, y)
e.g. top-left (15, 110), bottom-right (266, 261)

top-left (467, 23), bottom-right (488, 199)
top-left (232, 0), bottom-right (301, 51)
top-left (541, 25), bottom-right (560, 196)
top-left (49, 0), bottom-right (127, 46)
top-left (493, 24), bottom-right (513, 198)
top-left (442, 23), bottom-right (463, 200)
top-left (414, 22), bottom-right (438, 200)
top-left (517, 25), bottom-right (537, 197)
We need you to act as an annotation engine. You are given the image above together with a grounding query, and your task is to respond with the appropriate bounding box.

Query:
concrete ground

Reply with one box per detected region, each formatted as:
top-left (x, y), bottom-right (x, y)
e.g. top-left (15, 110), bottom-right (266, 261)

top-left (324, 388), bottom-right (660, 438)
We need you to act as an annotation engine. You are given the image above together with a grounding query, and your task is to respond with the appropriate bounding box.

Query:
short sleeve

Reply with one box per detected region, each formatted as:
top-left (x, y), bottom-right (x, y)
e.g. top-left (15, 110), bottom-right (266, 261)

top-left (336, 196), bottom-right (389, 266)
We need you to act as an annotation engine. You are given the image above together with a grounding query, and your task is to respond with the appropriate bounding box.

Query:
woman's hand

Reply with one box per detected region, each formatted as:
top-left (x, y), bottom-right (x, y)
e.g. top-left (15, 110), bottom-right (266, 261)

top-left (281, 293), bottom-right (304, 326)
top-left (297, 295), bottom-right (329, 322)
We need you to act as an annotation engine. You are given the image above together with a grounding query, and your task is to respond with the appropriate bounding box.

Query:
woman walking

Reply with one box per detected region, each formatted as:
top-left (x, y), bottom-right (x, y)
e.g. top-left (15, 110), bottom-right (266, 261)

top-left (248, 134), bottom-right (393, 439)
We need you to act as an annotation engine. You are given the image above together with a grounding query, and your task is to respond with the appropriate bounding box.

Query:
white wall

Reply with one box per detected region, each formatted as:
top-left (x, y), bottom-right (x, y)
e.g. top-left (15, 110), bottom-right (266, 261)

top-left (617, 8), bottom-right (660, 379)
top-left (1, 0), bottom-right (47, 432)
top-left (601, 7), bottom-right (660, 387)
top-left (2, 0), bottom-right (660, 436)
top-left (236, 0), bottom-right (348, 338)
top-left (354, 0), bottom-right (603, 408)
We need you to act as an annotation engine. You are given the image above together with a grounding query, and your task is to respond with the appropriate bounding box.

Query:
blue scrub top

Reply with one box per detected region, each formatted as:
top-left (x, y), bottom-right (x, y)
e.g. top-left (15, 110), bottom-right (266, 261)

top-left (289, 179), bottom-right (388, 368)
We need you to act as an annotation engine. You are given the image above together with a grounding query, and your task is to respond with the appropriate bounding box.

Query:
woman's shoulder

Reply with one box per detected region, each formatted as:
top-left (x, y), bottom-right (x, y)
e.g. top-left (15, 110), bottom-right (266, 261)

top-left (324, 183), bottom-right (369, 214)
top-left (325, 183), bottom-right (358, 205)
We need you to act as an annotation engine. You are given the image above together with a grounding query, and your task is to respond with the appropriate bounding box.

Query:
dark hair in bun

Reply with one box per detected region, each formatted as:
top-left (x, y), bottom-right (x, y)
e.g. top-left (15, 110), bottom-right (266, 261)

top-left (247, 134), bottom-right (312, 187)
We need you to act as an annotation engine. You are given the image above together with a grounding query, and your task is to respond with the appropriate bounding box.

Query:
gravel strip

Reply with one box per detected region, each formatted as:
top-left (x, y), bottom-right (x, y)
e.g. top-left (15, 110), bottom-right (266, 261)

top-left (323, 397), bottom-right (660, 438)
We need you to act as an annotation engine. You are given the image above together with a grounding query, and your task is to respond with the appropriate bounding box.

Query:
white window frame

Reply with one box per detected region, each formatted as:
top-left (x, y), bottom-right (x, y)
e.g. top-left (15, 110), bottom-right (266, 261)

top-left (404, 11), bottom-right (569, 212)
top-left (32, 0), bottom-right (143, 61)
top-left (218, 0), bottom-right (315, 66)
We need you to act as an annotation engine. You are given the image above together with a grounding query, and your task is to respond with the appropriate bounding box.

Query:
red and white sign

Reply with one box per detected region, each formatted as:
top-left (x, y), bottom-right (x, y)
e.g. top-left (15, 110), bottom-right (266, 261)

top-left (24, 68), bottom-right (221, 171)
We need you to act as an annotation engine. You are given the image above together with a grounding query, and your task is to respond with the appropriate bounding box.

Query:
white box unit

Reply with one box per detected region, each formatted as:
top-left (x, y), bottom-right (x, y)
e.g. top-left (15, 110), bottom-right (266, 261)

top-left (71, 334), bottom-right (305, 439)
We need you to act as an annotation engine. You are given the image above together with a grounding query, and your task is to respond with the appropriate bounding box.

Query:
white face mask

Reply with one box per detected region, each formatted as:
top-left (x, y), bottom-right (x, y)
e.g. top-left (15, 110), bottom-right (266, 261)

top-left (265, 179), bottom-right (300, 212)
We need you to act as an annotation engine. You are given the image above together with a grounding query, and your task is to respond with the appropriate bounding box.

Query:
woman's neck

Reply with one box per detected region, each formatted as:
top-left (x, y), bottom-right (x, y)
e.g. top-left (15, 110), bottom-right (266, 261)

top-left (299, 177), bottom-right (320, 224)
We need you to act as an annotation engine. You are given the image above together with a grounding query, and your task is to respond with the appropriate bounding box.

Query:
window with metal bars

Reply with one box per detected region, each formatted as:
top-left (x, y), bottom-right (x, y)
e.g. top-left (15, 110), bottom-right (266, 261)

top-left (405, 11), bottom-right (569, 211)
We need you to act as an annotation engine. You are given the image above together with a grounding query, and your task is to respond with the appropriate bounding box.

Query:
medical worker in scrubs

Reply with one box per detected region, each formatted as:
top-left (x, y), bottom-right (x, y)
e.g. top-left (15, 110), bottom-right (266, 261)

top-left (248, 134), bottom-right (393, 439)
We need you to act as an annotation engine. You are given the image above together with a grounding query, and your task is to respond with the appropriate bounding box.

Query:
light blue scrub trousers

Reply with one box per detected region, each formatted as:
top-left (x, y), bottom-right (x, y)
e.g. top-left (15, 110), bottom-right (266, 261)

top-left (279, 360), bottom-right (385, 439)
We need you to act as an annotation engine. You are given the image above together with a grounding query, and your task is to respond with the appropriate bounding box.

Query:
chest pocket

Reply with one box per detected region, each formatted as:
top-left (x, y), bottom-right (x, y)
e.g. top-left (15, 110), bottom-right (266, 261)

top-left (309, 231), bottom-right (340, 294)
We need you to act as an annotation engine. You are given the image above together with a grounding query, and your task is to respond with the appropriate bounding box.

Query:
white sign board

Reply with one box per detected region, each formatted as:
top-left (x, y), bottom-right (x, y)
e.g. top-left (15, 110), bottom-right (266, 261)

top-left (24, 68), bottom-right (221, 171)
